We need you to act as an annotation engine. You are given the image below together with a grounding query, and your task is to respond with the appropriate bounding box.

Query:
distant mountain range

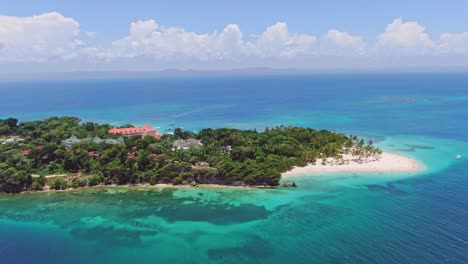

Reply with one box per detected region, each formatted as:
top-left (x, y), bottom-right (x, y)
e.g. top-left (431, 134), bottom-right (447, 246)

top-left (1, 67), bottom-right (467, 81)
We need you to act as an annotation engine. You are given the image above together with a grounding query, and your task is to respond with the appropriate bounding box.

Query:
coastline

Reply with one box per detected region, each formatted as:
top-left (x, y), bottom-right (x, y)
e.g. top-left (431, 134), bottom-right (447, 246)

top-left (13, 183), bottom-right (273, 195)
top-left (282, 152), bottom-right (424, 177)
top-left (11, 152), bottom-right (424, 195)
top-left (6, 152), bottom-right (424, 196)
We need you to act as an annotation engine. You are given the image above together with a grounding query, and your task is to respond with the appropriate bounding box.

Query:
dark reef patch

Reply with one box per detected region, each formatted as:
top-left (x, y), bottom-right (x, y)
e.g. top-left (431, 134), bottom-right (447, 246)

top-left (366, 183), bottom-right (409, 196)
top-left (207, 235), bottom-right (273, 261)
top-left (156, 202), bottom-right (272, 225)
top-left (395, 144), bottom-right (435, 152)
top-left (68, 225), bottom-right (158, 246)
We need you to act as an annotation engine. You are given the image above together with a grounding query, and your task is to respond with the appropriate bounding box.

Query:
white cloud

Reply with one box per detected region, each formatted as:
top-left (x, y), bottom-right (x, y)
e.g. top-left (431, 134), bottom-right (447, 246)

top-left (110, 21), bottom-right (318, 60)
top-left (322, 29), bottom-right (366, 55)
top-left (85, 31), bottom-right (97, 38)
top-left (253, 22), bottom-right (317, 58)
top-left (214, 24), bottom-right (248, 59)
top-left (377, 18), bottom-right (434, 52)
top-left (1, 12), bottom-right (468, 72)
top-left (130, 19), bottom-right (158, 38)
top-left (439, 32), bottom-right (468, 54)
top-left (0, 12), bottom-right (82, 62)
top-left (111, 20), bottom-right (215, 59)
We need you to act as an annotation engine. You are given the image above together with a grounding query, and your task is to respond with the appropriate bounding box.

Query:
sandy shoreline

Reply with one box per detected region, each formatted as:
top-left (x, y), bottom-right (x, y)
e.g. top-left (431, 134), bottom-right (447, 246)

top-left (9, 152), bottom-right (423, 195)
top-left (282, 152), bottom-right (423, 177)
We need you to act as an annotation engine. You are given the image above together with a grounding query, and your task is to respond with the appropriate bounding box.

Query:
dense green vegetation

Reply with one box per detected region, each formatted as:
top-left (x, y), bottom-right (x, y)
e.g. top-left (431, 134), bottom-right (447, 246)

top-left (0, 117), bottom-right (381, 193)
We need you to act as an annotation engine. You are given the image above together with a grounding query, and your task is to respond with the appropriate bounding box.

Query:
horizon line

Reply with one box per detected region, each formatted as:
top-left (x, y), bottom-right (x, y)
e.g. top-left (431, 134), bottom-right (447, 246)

top-left (2, 67), bottom-right (468, 81)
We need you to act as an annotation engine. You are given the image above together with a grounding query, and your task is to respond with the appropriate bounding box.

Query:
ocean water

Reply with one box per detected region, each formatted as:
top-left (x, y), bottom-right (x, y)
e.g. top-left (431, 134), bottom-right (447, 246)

top-left (0, 73), bottom-right (467, 264)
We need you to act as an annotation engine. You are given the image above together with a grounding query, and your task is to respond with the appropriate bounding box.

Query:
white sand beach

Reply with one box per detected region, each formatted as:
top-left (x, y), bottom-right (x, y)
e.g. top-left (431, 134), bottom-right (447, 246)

top-left (282, 152), bottom-right (423, 177)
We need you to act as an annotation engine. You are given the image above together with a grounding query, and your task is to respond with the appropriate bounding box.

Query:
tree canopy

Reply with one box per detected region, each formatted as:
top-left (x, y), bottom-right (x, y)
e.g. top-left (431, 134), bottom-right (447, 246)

top-left (0, 117), bottom-right (381, 193)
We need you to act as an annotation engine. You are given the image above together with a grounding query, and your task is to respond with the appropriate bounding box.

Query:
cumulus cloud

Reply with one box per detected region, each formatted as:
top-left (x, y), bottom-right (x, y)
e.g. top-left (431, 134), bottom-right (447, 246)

top-left (321, 29), bottom-right (366, 55)
top-left (215, 24), bottom-right (248, 59)
top-left (252, 22), bottom-right (317, 58)
top-left (0, 12), bottom-right (82, 62)
top-left (439, 32), bottom-right (468, 54)
top-left (111, 20), bottom-right (215, 60)
top-left (377, 18), bottom-right (434, 52)
top-left (110, 21), bottom-right (318, 60)
top-left (130, 19), bottom-right (158, 38)
top-left (1, 12), bottom-right (468, 71)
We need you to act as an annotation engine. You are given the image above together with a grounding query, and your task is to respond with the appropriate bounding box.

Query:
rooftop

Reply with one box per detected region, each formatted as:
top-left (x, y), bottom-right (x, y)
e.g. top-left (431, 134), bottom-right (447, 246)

top-left (62, 135), bottom-right (124, 148)
top-left (109, 125), bottom-right (155, 134)
top-left (173, 138), bottom-right (203, 150)
top-left (109, 124), bottom-right (161, 139)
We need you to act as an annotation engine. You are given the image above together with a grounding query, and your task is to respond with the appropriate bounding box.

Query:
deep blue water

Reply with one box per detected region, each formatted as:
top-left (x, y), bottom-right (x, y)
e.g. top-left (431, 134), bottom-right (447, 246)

top-left (0, 73), bottom-right (467, 264)
top-left (2, 73), bottom-right (467, 139)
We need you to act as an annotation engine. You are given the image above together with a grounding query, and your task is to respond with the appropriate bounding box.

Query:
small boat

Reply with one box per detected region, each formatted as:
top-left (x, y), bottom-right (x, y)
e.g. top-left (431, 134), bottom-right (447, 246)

top-left (166, 127), bottom-right (173, 131)
top-left (456, 155), bottom-right (461, 160)
top-left (168, 122), bottom-right (176, 125)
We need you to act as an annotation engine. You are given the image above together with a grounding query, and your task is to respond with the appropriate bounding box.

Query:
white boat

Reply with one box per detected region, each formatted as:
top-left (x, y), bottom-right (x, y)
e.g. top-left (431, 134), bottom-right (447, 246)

top-left (456, 155), bottom-right (461, 160)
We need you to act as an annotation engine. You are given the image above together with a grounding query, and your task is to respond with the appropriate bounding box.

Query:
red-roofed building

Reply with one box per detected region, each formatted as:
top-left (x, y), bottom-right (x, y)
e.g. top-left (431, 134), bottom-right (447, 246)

top-left (88, 151), bottom-right (100, 157)
top-left (127, 152), bottom-right (137, 159)
top-left (149, 153), bottom-right (167, 159)
top-left (109, 125), bottom-right (161, 139)
top-left (21, 150), bottom-right (31, 156)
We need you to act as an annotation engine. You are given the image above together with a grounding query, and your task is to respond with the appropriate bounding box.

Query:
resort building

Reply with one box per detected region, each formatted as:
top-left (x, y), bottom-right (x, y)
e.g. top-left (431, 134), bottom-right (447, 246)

top-left (108, 125), bottom-right (161, 139)
top-left (88, 151), bottom-right (100, 157)
top-left (62, 135), bottom-right (124, 148)
top-left (194, 162), bottom-right (210, 169)
top-left (87, 136), bottom-right (125, 145)
top-left (127, 152), bottom-right (166, 160)
top-left (149, 153), bottom-right (167, 159)
top-left (62, 135), bottom-right (82, 148)
top-left (173, 138), bottom-right (203, 150)
top-left (1, 136), bottom-right (24, 145)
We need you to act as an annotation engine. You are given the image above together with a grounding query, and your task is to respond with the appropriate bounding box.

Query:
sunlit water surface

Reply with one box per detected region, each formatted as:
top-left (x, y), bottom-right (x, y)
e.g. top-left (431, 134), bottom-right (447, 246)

top-left (0, 74), bottom-right (467, 263)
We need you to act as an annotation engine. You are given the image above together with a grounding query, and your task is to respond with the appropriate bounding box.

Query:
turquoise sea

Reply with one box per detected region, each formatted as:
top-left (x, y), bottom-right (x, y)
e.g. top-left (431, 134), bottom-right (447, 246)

top-left (0, 73), bottom-right (467, 263)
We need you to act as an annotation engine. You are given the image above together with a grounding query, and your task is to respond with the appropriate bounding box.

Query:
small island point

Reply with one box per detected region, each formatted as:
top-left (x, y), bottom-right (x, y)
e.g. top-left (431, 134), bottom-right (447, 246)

top-left (282, 152), bottom-right (423, 177)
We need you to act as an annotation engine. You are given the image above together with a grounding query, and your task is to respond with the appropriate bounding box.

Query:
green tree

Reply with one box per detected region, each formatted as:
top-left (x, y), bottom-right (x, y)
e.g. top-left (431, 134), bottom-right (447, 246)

top-left (32, 175), bottom-right (46, 191)
top-left (53, 178), bottom-right (68, 190)
top-left (0, 168), bottom-right (32, 193)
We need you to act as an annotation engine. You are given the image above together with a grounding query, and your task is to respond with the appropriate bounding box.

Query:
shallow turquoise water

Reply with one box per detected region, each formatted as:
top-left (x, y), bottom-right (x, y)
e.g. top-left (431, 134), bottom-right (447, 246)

top-left (0, 74), bottom-right (467, 263)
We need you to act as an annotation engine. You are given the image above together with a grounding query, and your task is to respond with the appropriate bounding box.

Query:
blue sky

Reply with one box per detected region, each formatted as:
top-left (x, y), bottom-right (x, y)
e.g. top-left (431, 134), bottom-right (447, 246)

top-left (2, 0), bottom-right (468, 41)
top-left (1, 1), bottom-right (468, 73)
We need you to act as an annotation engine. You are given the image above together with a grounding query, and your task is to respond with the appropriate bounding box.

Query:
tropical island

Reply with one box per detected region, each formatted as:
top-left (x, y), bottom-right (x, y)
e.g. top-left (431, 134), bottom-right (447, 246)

top-left (0, 116), bottom-right (418, 194)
